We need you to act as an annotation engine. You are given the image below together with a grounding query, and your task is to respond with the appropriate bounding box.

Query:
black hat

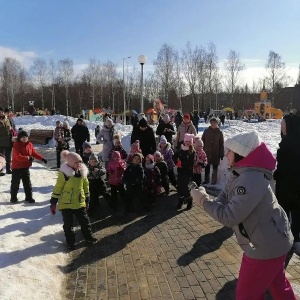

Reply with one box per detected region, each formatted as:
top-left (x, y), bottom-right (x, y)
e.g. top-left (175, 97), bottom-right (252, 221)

top-left (138, 118), bottom-right (148, 128)
top-left (4, 108), bottom-right (9, 113)
top-left (17, 130), bottom-right (29, 140)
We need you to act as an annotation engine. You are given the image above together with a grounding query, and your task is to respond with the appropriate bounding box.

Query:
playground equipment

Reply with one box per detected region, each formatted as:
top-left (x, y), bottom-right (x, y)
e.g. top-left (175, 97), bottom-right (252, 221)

top-left (254, 85), bottom-right (283, 119)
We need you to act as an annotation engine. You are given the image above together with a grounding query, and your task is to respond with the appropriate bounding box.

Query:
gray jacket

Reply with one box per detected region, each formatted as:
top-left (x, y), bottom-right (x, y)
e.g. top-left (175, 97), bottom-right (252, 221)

top-left (96, 125), bottom-right (116, 162)
top-left (203, 167), bottom-right (293, 259)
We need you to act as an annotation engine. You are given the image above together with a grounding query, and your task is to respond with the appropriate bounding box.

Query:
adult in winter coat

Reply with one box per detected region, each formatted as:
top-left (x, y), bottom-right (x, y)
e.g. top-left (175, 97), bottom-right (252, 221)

top-left (71, 118), bottom-right (90, 157)
top-left (155, 114), bottom-right (176, 146)
top-left (174, 111), bottom-right (183, 130)
top-left (192, 111), bottom-right (200, 133)
top-left (274, 111), bottom-right (300, 255)
top-left (97, 118), bottom-right (117, 166)
top-left (191, 131), bottom-right (296, 299)
top-left (174, 114), bottom-right (197, 151)
top-left (0, 107), bottom-right (14, 174)
top-left (201, 117), bottom-right (224, 184)
top-left (130, 118), bottom-right (156, 158)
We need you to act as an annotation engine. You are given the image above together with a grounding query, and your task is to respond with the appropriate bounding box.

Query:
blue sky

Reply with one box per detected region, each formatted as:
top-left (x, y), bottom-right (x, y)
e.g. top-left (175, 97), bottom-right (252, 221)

top-left (0, 0), bottom-right (299, 83)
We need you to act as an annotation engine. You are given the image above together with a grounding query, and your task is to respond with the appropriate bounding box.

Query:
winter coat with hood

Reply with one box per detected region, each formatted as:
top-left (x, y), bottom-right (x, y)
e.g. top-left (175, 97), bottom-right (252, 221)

top-left (157, 142), bottom-right (175, 170)
top-left (123, 163), bottom-right (144, 187)
top-left (201, 125), bottom-right (224, 165)
top-left (51, 163), bottom-right (90, 211)
top-left (71, 120), bottom-right (90, 143)
top-left (203, 143), bottom-right (293, 259)
top-left (144, 163), bottom-right (161, 192)
top-left (156, 122), bottom-right (175, 145)
top-left (106, 151), bottom-right (126, 186)
top-left (11, 140), bottom-right (44, 169)
top-left (194, 149), bottom-right (208, 174)
top-left (175, 121), bottom-right (197, 149)
top-left (97, 125), bottom-right (117, 162)
top-left (0, 117), bottom-right (13, 148)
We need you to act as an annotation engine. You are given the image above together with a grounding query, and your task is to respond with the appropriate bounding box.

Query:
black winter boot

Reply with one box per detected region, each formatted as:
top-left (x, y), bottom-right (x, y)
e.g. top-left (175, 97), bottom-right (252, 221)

top-left (186, 197), bottom-right (193, 210)
top-left (203, 173), bottom-right (210, 184)
top-left (177, 197), bottom-right (184, 210)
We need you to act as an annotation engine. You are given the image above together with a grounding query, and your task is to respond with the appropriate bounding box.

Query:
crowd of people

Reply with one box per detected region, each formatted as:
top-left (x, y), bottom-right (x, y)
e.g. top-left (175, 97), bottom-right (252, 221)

top-left (1, 105), bottom-right (300, 298)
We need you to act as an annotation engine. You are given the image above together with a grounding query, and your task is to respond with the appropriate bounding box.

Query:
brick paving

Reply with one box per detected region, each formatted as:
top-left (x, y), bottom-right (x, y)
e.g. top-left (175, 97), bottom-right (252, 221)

top-left (60, 190), bottom-right (300, 300)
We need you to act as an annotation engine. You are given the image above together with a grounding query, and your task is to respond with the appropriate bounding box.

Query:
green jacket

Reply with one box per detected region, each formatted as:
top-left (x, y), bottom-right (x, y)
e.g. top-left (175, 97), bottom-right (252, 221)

top-left (51, 163), bottom-right (90, 210)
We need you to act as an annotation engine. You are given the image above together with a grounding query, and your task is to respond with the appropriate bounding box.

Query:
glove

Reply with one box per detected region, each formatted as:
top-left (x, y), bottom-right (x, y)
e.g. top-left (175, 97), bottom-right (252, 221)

top-left (190, 186), bottom-right (209, 207)
top-left (50, 204), bottom-right (56, 215)
top-left (42, 158), bottom-right (47, 164)
top-left (85, 197), bottom-right (90, 210)
top-left (28, 156), bottom-right (34, 161)
top-left (220, 156), bottom-right (223, 160)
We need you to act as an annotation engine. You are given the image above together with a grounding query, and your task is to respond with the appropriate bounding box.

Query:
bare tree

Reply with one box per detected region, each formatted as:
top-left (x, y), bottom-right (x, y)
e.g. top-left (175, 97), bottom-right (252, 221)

top-left (174, 57), bottom-right (186, 111)
top-left (196, 46), bottom-right (208, 111)
top-left (48, 59), bottom-right (57, 109)
top-left (265, 50), bottom-right (289, 106)
top-left (224, 50), bottom-right (245, 107)
top-left (153, 43), bottom-right (177, 105)
top-left (58, 58), bottom-right (74, 116)
top-left (103, 61), bottom-right (117, 110)
top-left (0, 58), bottom-right (22, 111)
top-left (181, 42), bottom-right (199, 111)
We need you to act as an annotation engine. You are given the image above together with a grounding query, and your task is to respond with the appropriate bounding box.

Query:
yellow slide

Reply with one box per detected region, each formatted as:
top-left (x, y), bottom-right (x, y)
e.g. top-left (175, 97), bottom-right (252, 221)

top-left (270, 108), bottom-right (283, 119)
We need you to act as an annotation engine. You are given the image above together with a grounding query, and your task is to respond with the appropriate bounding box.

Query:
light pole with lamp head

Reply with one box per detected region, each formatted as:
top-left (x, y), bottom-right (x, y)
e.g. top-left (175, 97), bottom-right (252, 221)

top-left (138, 55), bottom-right (147, 113)
top-left (123, 56), bottom-right (131, 125)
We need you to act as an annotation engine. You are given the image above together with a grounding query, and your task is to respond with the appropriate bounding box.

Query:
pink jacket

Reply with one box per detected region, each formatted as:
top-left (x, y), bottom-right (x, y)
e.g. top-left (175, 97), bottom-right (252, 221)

top-left (106, 151), bottom-right (126, 186)
top-left (193, 149), bottom-right (208, 174)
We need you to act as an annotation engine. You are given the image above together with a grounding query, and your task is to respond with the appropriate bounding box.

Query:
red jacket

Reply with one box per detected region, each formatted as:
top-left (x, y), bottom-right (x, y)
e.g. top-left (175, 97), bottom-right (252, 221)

top-left (11, 141), bottom-right (44, 169)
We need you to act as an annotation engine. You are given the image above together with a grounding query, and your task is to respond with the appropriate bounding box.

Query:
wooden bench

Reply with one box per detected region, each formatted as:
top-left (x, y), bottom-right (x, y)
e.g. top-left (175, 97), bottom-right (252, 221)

top-left (29, 129), bottom-right (54, 145)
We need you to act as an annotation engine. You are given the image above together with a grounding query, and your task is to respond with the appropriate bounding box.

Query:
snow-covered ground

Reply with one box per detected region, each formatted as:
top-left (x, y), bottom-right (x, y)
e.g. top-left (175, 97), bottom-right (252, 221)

top-left (0, 115), bottom-right (282, 300)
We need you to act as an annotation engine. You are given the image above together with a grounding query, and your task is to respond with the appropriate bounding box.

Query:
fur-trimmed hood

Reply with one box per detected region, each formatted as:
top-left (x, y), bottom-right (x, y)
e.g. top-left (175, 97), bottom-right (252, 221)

top-left (158, 142), bottom-right (171, 152)
top-left (60, 162), bottom-right (88, 177)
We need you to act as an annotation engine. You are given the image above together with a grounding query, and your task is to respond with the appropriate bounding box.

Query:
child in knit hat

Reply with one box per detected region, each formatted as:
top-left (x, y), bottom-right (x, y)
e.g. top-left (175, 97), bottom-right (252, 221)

top-left (192, 137), bottom-right (208, 187)
top-left (50, 150), bottom-right (97, 250)
top-left (108, 133), bottom-right (128, 160)
top-left (157, 135), bottom-right (177, 187)
top-left (87, 153), bottom-right (114, 215)
top-left (106, 151), bottom-right (127, 210)
top-left (143, 154), bottom-right (161, 210)
top-left (173, 133), bottom-right (195, 210)
top-left (123, 153), bottom-right (144, 212)
top-left (82, 142), bottom-right (93, 165)
top-left (190, 131), bottom-right (296, 299)
top-left (127, 140), bottom-right (142, 164)
top-left (10, 130), bottom-right (47, 203)
top-left (154, 151), bottom-right (169, 195)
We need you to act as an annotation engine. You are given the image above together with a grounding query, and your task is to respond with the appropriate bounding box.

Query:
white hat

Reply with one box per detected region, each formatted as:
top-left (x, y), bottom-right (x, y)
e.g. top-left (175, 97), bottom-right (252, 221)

top-left (194, 136), bottom-right (203, 147)
top-left (184, 133), bottom-right (194, 143)
top-left (224, 131), bottom-right (262, 157)
top-left (163, 114), bottom-right (170, 122)
top-left (160, 135), bottom-right (167, 144)
top-left (138, 113), bottom-right (146, 121)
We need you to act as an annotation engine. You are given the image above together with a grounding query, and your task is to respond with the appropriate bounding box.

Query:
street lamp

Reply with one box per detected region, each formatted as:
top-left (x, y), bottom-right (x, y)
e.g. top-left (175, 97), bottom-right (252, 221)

top-left (123, 56), bottom-right (131, 125)
top-left (138, 55), bottom-right (147, 113)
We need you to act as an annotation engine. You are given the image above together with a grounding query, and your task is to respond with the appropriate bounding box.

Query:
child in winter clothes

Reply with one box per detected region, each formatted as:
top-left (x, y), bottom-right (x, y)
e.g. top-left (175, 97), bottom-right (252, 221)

top-left (123, 153), bottom-right (144, 212)
top-left (154, 151), bottom-right (169, 195)
top-left (50, 150), bottom-right (97, 250)
top-left (173, 133), bottom-right (195, 210)
top-left (55, 121), bottom-right (71, 168)
top-left (127, 140), bottom-right (142, 164)
top-left (192, 137), bottom-right (208, 187)
top-left (108, 134), bottom-right (128, 160)
top-left (10, 130), bottom-right (47, 203)
top-left (87, 153), bottom-right (114, 214)
top-left (144, 154), bottom-right (161, 210)
top-left (190, 131), bottom-right (296, 299)
top-left (157, 135), bottom-right (177, 187)
top-left (106, 151), bottom-right (127, 209)
top-left (82, 142), bottom-right (93, 165)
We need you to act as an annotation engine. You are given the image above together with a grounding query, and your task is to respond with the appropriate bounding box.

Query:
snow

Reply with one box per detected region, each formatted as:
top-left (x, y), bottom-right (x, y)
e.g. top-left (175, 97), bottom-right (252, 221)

top-left (0, 116), bottom-right (282, 299)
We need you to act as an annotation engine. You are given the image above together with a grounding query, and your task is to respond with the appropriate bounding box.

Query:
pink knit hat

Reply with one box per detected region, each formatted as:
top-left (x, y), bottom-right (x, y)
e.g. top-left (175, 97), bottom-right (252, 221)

top-left (194, 136), bottom-right (203, 147)
top-left (184, 133), bottom-right (194, 143)
top-left (111, 151), bottom-right (121, 161)
top-left (61, 150), bottom-right (82, 168)
top-left (131, 140), bottom-right (140, 152)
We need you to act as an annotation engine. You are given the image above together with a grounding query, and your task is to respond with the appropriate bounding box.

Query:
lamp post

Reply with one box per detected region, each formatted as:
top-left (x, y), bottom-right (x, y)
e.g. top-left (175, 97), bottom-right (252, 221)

top-left (138, 55), bottom-right (147, 113)
top-left (123, 56), bottom-right (131, 125)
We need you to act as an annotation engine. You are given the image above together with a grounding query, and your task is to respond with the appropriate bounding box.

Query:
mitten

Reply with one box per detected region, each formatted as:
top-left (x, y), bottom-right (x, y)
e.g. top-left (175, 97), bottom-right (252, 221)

top-left (85, 197), bottom-right (90, 210)
top-left (28, 156), bottom-right (34, 161)
top-left (190, 186), bottom-right (209, 207)
top-left (50, 204), bottom-right (56, 215)
top-left (42, 158), bottom-right (47, 164)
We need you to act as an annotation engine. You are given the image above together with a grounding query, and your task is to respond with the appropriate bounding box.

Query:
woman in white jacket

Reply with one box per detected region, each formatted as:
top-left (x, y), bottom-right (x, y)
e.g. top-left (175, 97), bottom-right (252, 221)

top-left (190, 131), bottom-right (296, 300)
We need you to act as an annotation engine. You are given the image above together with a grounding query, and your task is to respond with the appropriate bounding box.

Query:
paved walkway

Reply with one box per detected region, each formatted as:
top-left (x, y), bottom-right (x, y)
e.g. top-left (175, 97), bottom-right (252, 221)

top-left (61, 190), bottom-right (300, 300)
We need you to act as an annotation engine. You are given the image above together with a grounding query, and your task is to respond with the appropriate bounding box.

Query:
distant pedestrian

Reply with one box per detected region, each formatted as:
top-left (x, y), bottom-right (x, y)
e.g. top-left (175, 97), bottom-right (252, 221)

top-left (156, 114), bottom-right (176, 146)
top-left (219, 114), bottom-right (225, 126)
top-left (191, 131), bottom-right (296, 299)
top-left (71, 118), bottom-right (90, 157)
top-left (174, 111), bottom-right (183, 130)
top-left (192, 137), bottom-right (207, 187)
top-left (95, 125), bottom-right (100, 144)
